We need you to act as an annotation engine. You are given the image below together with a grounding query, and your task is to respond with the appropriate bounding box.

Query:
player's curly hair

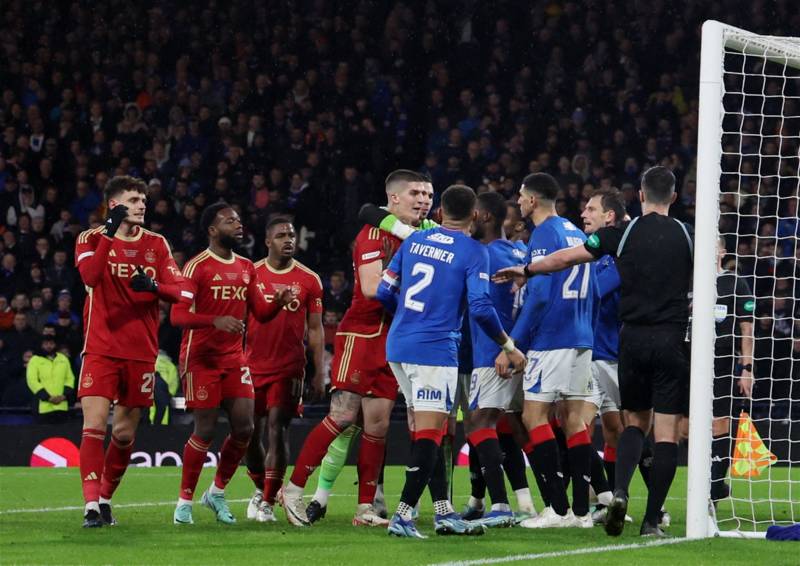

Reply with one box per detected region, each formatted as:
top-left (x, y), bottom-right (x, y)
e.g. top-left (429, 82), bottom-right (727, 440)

top-left (200, 201), bottom-right (232, 234)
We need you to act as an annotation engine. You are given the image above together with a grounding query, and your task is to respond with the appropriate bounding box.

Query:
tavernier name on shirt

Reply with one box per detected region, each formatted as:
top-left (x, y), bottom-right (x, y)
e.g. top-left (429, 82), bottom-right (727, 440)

top-left (408, 233), bottom-right (456, 264)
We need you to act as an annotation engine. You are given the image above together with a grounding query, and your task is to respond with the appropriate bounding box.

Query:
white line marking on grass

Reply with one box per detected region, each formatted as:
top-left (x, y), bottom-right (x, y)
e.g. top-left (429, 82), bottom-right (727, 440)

top-left (429, 538), bottom-right (689, 566)
top-left (3, 495), bottom-right (355, 514)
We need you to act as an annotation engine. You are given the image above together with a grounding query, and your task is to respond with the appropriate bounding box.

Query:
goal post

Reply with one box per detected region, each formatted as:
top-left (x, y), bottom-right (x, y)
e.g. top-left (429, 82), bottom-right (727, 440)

top-left (689, 20), bottom-right (800, 540)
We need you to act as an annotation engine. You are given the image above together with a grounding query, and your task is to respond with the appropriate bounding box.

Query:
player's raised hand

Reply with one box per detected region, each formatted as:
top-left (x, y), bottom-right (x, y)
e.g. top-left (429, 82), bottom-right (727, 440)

top-left (493, 265), bottom-right (526, 289)
top-left (213, 315), bottom-right (245, 334)
top-left (105, 204), bottom-right (129, 238)
top-left (130, 266), bottom-right (158, 293)
top-left (274, 287), bottom-right (297, 307)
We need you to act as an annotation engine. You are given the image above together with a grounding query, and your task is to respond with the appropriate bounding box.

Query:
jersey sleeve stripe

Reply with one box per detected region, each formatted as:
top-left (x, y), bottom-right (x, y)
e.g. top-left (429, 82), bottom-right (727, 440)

top-left (294, 262), bottom-right (324, 288)
top-left (183, 251), bottom-right (210, 279)
top-left (77, 251), bottom-right (95, 262)
top-left (180, 290), bottom-right (194, 299)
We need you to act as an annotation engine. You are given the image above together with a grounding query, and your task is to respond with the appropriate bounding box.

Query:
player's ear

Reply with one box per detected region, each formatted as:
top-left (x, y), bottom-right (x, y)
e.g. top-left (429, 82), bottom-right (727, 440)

top-left (638, 189), bottom-right (644, 204)
top-left (670, 192), bottom-right (677, 205)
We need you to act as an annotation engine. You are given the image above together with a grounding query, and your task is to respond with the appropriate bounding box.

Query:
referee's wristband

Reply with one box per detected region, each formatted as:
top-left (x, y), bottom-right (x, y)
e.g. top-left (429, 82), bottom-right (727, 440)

top-left (501, 338), bottom-right (516, 354)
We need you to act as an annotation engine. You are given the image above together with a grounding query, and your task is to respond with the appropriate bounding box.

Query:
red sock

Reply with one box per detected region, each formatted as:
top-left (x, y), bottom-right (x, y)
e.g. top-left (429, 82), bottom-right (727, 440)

top-left (214, 434), bottom-right (250, 490)
top-left (180, 435), bottom-right (210, 500)
top-left (80, 428), bottom-right (106, 504)
top-left (289, 416), bottom-right (343, 488)
top-left (264, 467), bottom-right (286, 505)
top-left (99, 435), bottom-right (134, 500)
top-left (603, 444), bottom-right (617, 462)
top-left (247, 469), bottom-right (265, 492)
top-left (357, 433), bottom-right (386, 504)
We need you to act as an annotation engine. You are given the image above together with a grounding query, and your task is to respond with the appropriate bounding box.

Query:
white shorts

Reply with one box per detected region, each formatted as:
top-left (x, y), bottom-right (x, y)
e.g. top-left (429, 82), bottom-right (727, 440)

top-left (389, 362), bottom-right (457, 414)
top-left (589, 360), bottom-right (621, 414)
top-left (522, 348), bottom-right (592, 403)
top-left (450, 372), bottom-right (472, 416)
top-left (468, 367), bottom-right (521, 411)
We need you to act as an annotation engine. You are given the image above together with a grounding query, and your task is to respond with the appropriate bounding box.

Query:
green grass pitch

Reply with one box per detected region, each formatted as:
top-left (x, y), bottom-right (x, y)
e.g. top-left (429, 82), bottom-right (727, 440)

top-left (1, 466), bottom-right (797, 565)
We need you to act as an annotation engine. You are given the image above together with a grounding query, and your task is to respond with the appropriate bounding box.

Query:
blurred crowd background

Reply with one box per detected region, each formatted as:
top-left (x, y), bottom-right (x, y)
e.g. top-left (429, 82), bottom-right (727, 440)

top-left (1, 0), bottom-right (797, 422)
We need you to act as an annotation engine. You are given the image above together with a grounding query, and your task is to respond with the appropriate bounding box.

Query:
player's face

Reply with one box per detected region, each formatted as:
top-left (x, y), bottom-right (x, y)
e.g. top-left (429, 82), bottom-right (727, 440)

top-left (392, 182), bottom-right (431, 226)
top-left (110, 190), bottom-right (147, 226)
top-left (212, 208), bottom-right (243, 249)
top-left (517, 188), bottom-right (534, 219)
top-left (418, 182), bottom-right (434, 221)
top-left (267, 223), bottom-right (296, 259)
top-left (503, 205), bottom-right (519, 236)
top-left (581, 195), bottom-right (612, 234)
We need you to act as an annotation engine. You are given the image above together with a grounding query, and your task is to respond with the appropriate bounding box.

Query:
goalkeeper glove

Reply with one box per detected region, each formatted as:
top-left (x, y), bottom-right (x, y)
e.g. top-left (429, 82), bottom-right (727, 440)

top-left (130, 266), bottom-right (158, 293)
top-left (105, 204), bottom-right (129, 238)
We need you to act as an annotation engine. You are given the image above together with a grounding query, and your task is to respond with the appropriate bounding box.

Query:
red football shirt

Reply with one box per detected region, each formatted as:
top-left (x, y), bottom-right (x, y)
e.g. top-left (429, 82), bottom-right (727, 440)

top-left (177, 249), bottom-right (269, 372)
top-left (75, 226), bottom-right (189, 363)
top-left (245, 259), bottom-right (323, 382)
top-left (337, 225), bottom-right (400, 337)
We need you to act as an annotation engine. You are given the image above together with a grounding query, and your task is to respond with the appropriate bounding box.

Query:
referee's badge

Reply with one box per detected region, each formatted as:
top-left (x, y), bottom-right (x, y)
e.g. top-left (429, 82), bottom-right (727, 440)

top-left (714, 304), bottom-right (728, 323)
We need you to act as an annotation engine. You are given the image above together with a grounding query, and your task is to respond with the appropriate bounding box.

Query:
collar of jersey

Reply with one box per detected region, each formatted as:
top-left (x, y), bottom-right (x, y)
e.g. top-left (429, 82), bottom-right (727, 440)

top-left (264, 259), bottom-right (295, 274)
top-left (206, 248), bottom-right (236, 264)
top-left (115, 225), bottom-right (144, 242)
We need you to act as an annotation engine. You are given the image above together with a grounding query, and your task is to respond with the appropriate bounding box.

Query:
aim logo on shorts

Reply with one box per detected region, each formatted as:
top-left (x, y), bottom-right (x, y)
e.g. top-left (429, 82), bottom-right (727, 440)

top-left (416, 386), bottom-right (442, 401)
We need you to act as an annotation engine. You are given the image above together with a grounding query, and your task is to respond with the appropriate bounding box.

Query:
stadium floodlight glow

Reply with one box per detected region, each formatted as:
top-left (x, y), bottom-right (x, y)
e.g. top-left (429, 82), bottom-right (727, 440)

top-left (690, 20), bottom-right (800, 540)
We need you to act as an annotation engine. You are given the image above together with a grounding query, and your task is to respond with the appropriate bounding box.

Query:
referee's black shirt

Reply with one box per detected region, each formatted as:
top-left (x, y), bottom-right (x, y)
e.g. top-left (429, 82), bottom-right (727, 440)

top-left (715, 271), bottom-right (754, 357)
top-left (584, 213), bottom-right (693, 326)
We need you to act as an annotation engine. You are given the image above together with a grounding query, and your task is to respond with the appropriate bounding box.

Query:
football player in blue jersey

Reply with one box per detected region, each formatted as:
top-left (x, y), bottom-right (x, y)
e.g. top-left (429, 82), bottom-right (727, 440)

top-left (496, 173), bottom-right (597, 529)
top-left (377, 185), bottom-right (526, 539)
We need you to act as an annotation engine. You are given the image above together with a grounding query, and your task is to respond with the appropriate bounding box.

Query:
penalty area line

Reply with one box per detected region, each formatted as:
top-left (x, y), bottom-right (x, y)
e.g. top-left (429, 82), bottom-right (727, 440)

top-left (429, 537), bottom-right (690, 566)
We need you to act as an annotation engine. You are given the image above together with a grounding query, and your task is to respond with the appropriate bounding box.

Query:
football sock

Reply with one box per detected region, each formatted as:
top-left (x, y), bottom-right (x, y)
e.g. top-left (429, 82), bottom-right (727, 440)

top-left (80, 428), bottom-right (106, 504)
top-left (468, 441), bottom-right (487, 500)
top-left (99, 435), bottom-right (133, 500)
top-left (603, 444), bottom-right (617, 490)
top-left (514, 488), bottom-right (535, 514)
top-left (644, 442), bottom-right (678, 526)
top-left (442, 426), bottom-right (455, 501)
top-left (264, 467), bottom-right (285, 505)
top-left (499, 431), bottom-right (528, 491)
top-left (711, 433), bottom-right (732, 493)
top-left (180, 434), bottom-right (211, 501)
top-left (524, 423), bottom-right (568, 516)
top-left (398, 429), bottom-right (441, 511)
top-left (289, 416), bottom-right (343, 488)
top-left (639, 437), bottom-right (654, 489)
top-left (356, 432), bottom-right (385, 504)
top-left (616, 426), bottom-right (646, 496)
top-left (316, 424), bottom-right (360, 498)
top-left (553, 421), bottom-right (571, 490)
top-left (566, 429), bottom-right (593, 517)
top-left (247, 469), bottom-right (265, 492)
top-left (468, 429), bottom-right (509, 505)
top-left (214, 434), bottom-right (250, 490)
top-left (428, 443), bottom-right (450, 504)
top-left (589, 443), bottom-right (612, 500)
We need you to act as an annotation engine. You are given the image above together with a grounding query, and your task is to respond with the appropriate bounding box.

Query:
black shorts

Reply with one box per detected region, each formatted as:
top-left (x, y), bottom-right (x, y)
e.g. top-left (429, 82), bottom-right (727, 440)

top-left (618, 324), bottom-right (689, 415)
top-left (713, 354), bottom-right (738, 418)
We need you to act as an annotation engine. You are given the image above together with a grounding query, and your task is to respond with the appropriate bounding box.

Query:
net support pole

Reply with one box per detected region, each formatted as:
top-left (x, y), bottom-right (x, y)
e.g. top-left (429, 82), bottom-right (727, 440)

top-left (687, 19), bottom-right (726, 540)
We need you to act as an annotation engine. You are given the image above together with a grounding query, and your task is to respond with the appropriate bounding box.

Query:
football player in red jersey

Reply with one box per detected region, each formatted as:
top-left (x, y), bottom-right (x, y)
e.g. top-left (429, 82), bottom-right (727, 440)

top-left (75, 175), bottom-right (191, 528)
top-left (281, 170), bottom-right (432, 527)
top-left (243, 217), bottom-right (325, 522)
top-left (170, 203), bottom-right (293, 525)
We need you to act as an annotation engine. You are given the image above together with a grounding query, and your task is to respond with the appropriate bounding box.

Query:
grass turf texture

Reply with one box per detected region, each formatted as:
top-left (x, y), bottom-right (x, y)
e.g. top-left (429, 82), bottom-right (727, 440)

top-left (1, 466), bottom-right (797, 565)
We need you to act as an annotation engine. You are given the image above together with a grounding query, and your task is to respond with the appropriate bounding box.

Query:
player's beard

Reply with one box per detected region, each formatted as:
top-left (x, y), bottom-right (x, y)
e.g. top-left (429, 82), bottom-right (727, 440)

top-left (219, 234), bottom-right (240, 250)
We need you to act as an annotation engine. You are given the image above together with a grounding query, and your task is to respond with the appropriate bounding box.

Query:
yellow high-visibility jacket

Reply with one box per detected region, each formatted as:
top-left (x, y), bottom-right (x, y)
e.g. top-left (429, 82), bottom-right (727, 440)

top-left (26, 353), bottom-right (75, 414)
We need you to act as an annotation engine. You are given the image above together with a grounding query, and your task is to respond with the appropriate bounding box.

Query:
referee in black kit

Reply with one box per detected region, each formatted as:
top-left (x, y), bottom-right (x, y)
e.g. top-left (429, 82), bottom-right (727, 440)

top-left (494, 166), bottom-right (693, 538)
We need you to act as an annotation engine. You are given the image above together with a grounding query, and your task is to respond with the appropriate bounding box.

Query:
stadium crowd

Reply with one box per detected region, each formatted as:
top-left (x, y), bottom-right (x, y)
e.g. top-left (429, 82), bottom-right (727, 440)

top-left (0, 0), bottom-right (798, 418)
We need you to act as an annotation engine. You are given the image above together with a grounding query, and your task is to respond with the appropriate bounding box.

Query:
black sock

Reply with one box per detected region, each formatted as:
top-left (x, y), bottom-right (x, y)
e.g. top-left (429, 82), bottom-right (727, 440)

top-left (527, 439), bottom-right (569, 515)
top-left (499, 432), bottom-right (528, 491)
top-left (589, 447), bottom-right (611, 497)
top-left (567, 441), bottom-right (593, 517)
top-left (553, 425), bottom-right (571, 490)
top-left (616, 426), bottom-right (646, 496)
top-left (400, 439), bottom-right (439, 508)
top-left (643, 442), bottom-right (678, 526)
top-left (428, 444), bottom-right (449, 504)
top-left (474, 436), bottom-right (509, 506)
top-left (711, 434), bottom-right (731, 495)
top-left (603, 458), bottom-right (616, 491)
top-left (468, 441), bottom-right (487, 500)
top-left (639, 438), bottom-right (654, 489)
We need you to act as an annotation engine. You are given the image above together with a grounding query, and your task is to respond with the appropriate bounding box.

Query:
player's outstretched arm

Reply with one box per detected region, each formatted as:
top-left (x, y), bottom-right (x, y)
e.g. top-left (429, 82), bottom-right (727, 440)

top-left (170, 300), bottom-right (219, 328)
top-left (248, 279), bottom-right (294, 323)
top-left (358, 204), bottom-right (438, 240)
top-left (494, 245), bottom-right (593, 283)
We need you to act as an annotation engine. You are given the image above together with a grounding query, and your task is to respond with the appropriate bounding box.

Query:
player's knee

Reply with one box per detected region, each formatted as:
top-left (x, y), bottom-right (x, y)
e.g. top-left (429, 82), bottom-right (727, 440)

top-left (231, 419), bottom-right (254, 442)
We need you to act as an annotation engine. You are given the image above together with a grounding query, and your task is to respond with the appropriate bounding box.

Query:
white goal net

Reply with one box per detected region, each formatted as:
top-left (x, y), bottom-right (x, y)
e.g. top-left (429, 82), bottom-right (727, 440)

top-left (689, 21), bottom-right (800, 539)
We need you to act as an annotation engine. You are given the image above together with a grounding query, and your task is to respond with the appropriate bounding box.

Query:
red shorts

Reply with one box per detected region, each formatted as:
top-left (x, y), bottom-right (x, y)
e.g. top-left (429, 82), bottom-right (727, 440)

top-left (78, 354), bottom-right (156, 408)
top-left (330, 333), bottom-right (398, 401)
top-left (253, 374), bottom-right (304, 417)
top-left (182, 363), bottom-right (254, 409)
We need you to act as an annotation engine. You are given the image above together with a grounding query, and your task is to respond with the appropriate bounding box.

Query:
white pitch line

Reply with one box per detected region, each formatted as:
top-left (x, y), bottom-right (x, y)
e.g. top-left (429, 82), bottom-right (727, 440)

top-left (2, 494), bottom-right (356, 514)
top-left (429, 538), bottom-right (689, 566)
